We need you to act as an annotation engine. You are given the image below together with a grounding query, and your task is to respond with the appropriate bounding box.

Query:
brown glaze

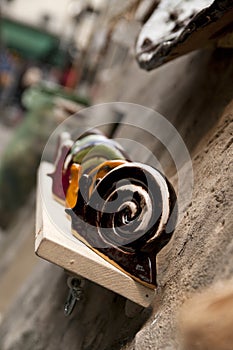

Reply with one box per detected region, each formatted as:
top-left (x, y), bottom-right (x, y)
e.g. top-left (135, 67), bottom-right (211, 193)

top-left (51, 131), bottom-right (177, 288)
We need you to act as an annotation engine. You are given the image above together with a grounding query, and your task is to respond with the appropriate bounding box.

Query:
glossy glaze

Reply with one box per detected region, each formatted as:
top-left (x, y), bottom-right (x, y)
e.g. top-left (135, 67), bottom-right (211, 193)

top-left (50, 131), bottom-right (177, 288)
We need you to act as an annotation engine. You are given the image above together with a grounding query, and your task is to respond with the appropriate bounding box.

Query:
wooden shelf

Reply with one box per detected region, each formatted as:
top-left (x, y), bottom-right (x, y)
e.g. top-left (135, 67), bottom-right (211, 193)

top-left (35, 162), bottom-right (155, 307)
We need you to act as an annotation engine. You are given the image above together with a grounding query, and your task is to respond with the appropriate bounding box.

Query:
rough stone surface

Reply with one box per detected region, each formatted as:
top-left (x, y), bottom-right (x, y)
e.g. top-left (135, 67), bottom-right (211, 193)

top-left (0, 261), bottom-right (151, 350)
top-left (123, 105), bottom-right (232, 349)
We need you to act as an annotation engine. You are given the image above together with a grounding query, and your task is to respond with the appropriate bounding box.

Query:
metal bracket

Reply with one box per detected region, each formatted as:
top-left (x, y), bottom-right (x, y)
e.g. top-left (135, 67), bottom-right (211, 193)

top-left (64, 275), bottom-right (85, 316)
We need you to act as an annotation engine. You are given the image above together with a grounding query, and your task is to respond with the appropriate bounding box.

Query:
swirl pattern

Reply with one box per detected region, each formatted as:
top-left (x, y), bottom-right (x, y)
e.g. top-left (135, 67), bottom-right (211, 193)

top-left (50, 131), bottom-right (177, 288)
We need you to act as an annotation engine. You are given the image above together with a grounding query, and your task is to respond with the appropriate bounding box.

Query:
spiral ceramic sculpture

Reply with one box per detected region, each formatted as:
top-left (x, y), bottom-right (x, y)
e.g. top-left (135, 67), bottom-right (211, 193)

top-left (49, 130), bottom-right (177, 288)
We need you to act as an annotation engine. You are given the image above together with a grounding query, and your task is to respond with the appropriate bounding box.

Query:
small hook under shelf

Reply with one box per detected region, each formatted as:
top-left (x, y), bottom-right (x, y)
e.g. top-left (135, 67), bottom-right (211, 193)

top-left (64, 275), bottom-right (85, 316)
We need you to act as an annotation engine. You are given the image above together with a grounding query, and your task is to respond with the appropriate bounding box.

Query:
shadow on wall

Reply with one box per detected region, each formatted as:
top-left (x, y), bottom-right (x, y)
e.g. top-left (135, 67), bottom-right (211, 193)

top-left (159, 48), bottom-right (233, 155)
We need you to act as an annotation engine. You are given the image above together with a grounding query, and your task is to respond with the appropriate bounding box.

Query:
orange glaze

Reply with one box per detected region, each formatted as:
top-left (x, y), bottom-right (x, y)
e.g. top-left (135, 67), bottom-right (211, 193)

top-left (66, 163), bottom-right (81, 208)
top-left (65, 160), bottom-right (128, 209)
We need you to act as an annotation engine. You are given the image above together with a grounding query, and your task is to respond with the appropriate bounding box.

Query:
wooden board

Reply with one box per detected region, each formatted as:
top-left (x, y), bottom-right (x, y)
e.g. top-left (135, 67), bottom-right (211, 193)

top-left (35, 162), bottom-right (155, 307)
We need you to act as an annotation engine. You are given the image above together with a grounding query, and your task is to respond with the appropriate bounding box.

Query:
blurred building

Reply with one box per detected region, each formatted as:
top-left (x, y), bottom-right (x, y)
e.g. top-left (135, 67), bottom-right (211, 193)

top-left (0, 0), bottom-right (154, 103)
top-left (2, 0), bottom-right (72, 36)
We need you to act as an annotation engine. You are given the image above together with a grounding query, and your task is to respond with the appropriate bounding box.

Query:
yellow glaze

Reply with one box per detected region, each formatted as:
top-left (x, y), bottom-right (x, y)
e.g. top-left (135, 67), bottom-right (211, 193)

top-left (66, 163), bottom-right (81, 208)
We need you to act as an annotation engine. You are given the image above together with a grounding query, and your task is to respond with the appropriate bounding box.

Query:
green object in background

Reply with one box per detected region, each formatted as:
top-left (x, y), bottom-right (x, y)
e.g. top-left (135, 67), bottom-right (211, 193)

top-left (1, 17), bottom-right (60, 61)
top-left (22, 84), bottom-right (90, 110)
top-left (0, 83), bottom-right (90, 229)
top-left (22, 87), bottom-right (54, 111)
top-left (0, 103), bottom-right (56, 228)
